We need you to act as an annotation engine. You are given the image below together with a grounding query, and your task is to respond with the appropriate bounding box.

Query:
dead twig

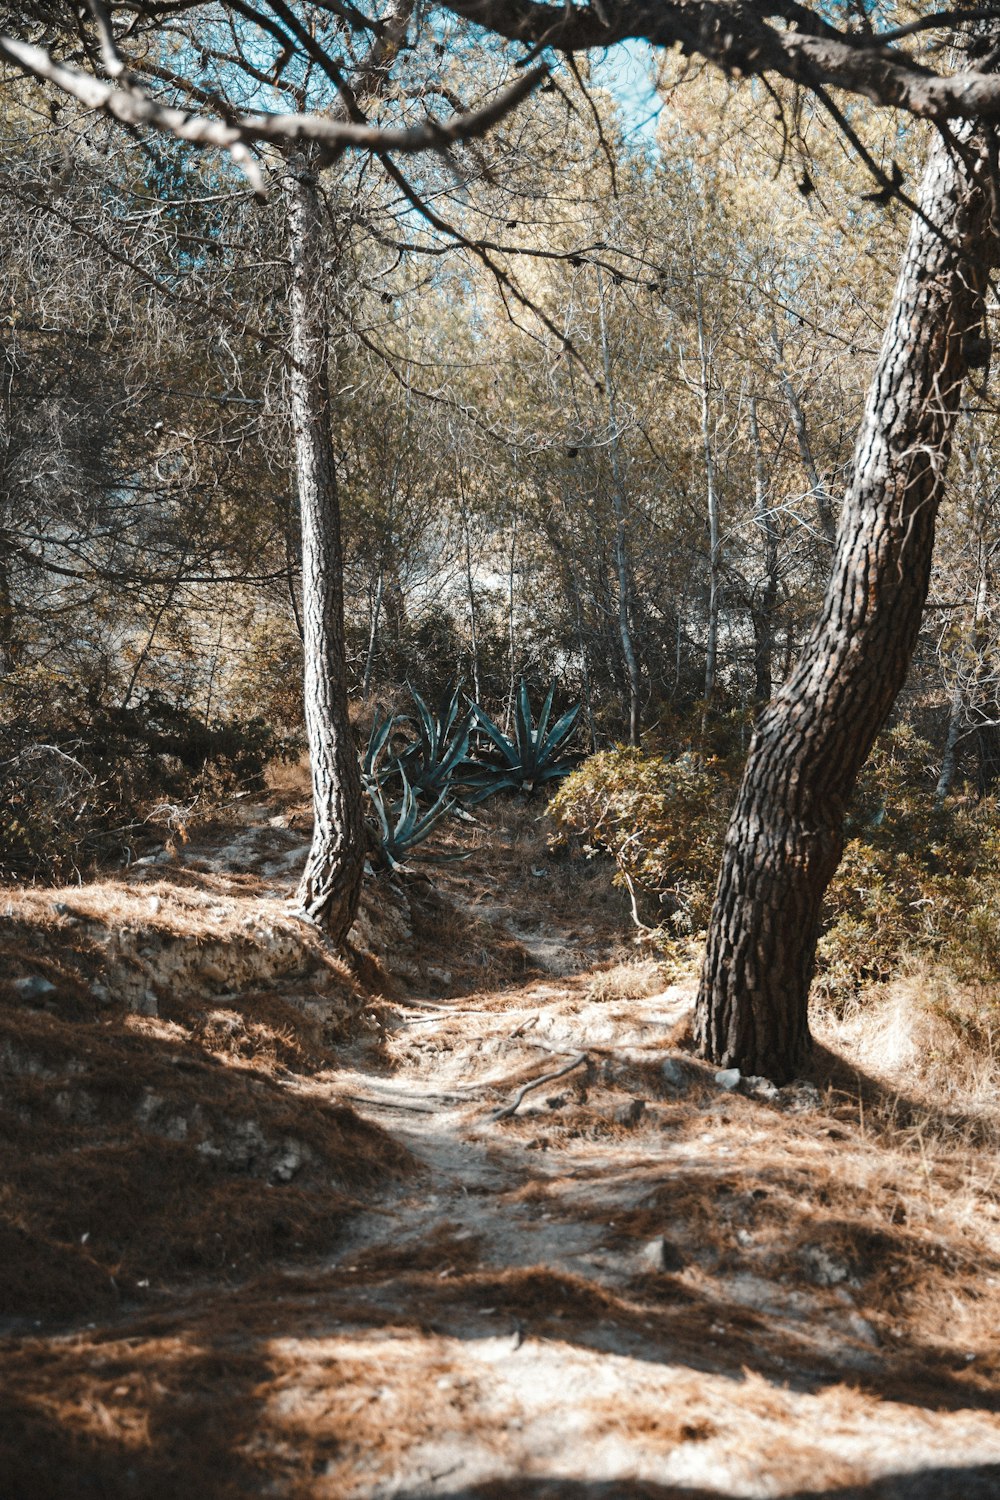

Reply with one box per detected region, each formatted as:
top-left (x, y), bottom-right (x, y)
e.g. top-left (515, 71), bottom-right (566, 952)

top-left (490, 1052), bottom-right (588, 1122)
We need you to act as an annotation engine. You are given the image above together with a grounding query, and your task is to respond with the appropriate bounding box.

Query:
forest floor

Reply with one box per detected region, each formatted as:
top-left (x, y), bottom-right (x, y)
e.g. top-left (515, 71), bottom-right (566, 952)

top-left (4, 779), bottom-right (1000, 1498)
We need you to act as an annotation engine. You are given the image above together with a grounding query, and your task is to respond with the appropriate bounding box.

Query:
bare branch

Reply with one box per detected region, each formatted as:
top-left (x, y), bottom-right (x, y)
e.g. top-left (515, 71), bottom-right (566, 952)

top-left (0, 34), bottom-right (549, 181)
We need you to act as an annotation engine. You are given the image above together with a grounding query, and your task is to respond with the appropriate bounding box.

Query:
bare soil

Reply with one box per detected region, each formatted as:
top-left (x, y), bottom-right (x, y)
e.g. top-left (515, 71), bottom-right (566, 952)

top-left (3, 793), bottom-right (1000, 1498)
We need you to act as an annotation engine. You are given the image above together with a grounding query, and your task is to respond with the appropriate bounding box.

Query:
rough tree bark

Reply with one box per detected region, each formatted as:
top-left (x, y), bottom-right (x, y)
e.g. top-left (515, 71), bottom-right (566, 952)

top-left (695, 122), bottom-right (998, 1081)
top-left (287, 154), bottom-right (366, 941)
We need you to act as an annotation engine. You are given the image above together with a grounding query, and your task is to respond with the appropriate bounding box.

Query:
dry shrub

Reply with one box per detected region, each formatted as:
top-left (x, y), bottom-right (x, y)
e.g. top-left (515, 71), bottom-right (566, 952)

top-left (584, 956), bottom-right (667, 1004)
top-left (818, 966), bottom-right (1000, 1146)
top-left (0, 666), bottom-right (296, 885)
top-left (549, 747), bottom-right (732, 937)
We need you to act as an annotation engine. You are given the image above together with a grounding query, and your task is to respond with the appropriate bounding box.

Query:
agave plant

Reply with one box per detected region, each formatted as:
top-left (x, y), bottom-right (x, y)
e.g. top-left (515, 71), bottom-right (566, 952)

top-left (395, 682), bottom-right (474, 802)
top-left (365, 771), bottom-right (463, 873)
top-left (467, 679), bottom-right (580, 801)
top-left (361, 706), bottom-right (404, 793)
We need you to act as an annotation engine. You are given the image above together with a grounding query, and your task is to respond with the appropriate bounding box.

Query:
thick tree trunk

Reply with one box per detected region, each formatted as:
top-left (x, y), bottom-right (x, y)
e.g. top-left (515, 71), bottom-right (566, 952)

top-left (695, 126), bottom-right (996, 1082)
top-left (286, 155), bottom-right (365, 942)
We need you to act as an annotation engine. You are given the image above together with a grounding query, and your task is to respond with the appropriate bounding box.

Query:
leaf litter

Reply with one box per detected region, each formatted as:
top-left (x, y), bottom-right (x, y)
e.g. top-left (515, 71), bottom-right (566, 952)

top-left (3, 793), bottom-right (1000, 1496)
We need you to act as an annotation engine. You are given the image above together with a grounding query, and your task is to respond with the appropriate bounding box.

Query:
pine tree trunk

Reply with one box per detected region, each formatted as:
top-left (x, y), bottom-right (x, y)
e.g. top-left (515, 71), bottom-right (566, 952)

top-left (695, 126), bottom-right (996, 1082)
top-left (286, 153), bottom-right (365, 942)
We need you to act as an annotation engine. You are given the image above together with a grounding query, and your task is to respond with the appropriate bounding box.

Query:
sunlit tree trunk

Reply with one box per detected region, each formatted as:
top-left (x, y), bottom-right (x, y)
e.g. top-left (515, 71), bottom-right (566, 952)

top-left (696, 126), bottom-right (996, 1081)
top-left (286, 153), bottom-right (365, 941)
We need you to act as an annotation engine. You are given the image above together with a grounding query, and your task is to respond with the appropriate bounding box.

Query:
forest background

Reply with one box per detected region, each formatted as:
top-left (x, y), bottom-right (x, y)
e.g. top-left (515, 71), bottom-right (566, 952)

top-left (3, 6), bottom-right (1000, 1030)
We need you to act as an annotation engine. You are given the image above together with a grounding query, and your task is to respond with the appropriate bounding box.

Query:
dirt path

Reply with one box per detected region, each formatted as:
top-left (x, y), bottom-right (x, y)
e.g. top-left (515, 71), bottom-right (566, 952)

top-left (4, 803), bottom-right (1000, 1497)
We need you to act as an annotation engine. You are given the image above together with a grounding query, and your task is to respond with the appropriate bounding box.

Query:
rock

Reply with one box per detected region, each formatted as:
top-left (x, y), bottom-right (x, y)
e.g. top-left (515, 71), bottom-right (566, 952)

top-left (660, 1057), bottom-right (689, 1090)
top-left (132, 990), bottom-right (159, 1017)
top-left (545, 1093), bottom-right (569, 1110)
top-left (636, 1235), bottom-right (686, 1273)
top-left (134, 849), bottom-right (172, 866)
top-left (714, 1068), bottom-right (741, 1091)
top-left (271, 1144), bottom-right (305, 1183)
top-left (51, 901), bottom-right (79, 922)
top-left (781, 1081), bottom-right (823, 1112)
top-left (148, 896), bottom-right (162, 915)
top-left (90, 983), bottom-right (113, 1006)
top-left (13, 976), bottom-right (57, 1001)
top-left (743, 1075), bottom-right (779, 1100)
top-left (801, 1244), bottom-right (850, 1287)
top-left (845, 1309), bottom-right (880, 1346)
top-left (614, 1098), bottom-right (646, 1127)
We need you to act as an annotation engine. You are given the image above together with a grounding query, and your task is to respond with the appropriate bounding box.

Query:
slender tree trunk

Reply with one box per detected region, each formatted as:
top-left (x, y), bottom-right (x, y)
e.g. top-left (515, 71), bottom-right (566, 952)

top-left (505, 504), bottom-right (518, 733)
top-left (597, 266), bottom-right (641, 745)
top-left (692, 275), bottom-right (721, 736)
top-left (770, 323), bottom-right (836, 545)
top-left (936, 681), bottom-right (965, 803)
top-left (458, 486), bottom-right (482, 704)
top-left (286, 154), bottom-right (365, 941)
top-left (695, 125), bottom-right (996, 1081)
top-left (361, 563), bottom-right (385, 701)
top-left (748, 395), bottom-right (779, 705)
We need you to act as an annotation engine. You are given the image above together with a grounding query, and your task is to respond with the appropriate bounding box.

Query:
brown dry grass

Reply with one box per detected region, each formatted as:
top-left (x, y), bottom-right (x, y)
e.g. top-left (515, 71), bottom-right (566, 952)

top-left (0, 990), bottom-right (412, 1322)
top-left (6, 793), bottom-right (1000, 1497)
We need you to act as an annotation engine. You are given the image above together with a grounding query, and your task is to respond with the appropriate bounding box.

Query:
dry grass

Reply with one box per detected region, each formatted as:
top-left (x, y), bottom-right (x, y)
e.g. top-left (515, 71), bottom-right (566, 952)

top-left (6, 792), bottom-right (1000, 1496)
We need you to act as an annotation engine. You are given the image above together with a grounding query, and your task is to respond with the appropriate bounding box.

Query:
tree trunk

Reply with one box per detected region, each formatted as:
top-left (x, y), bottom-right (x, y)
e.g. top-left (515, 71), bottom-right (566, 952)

top-left (748, 395), bottom-right (779, 705)
top-left (693, 274), bottom-right (721, 736)
top-left (286, 154), bottom-right (365, 942)
top-left (597, 266), bottom-right (642, 746)
top-left (770, 323), bottom-right (836, 545)
top-left (695, 125), bottom-right (995, 1082)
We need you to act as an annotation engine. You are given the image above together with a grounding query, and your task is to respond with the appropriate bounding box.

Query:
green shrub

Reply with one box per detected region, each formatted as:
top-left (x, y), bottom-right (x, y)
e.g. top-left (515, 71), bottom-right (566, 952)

top-left (548, 746), bottom-right (733, 934)
top-left (819, 726), bottom-right (1000, 1001)
top-left (549, 728), bottom-right (1000, 995)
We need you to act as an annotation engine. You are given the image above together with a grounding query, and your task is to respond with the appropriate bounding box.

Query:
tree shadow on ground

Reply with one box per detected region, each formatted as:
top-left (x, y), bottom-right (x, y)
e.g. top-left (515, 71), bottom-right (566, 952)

top-left (807, 1039), bottom-right (1000, 1148)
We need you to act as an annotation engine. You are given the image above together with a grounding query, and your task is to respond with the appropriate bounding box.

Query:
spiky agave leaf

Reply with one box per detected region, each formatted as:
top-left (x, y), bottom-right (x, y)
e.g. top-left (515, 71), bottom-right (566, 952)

top-left (365, 770), bottom-right (466, 872)
top-left (466, 681), bottom-right (580, 801)
top-left (397, 682), bottom-right (474, 802)
top-left (362, 707), bottom-right (405, 792)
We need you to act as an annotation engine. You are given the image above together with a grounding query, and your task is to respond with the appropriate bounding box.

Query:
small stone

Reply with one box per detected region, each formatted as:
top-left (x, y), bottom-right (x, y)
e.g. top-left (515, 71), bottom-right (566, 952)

top-left (133, 990), bottom-right (159, 1017)
top-left (660, 1057), bottom-right (689, 1090)
top-left (715, 1068), bottom-right (741, 1091)
top-left (744, 1075), bottom-right (779, 1100)
top-left (802, 1244), bottom-right (850, 1287)
top-left (51, 901), bottom-right (79, 921)
top-left (846, 1311), bottom-right (880, 1347)
top-left (614, 1098), bottom-right (646, 1128)
top-left (90, 983), bottom-right (112, 1006)
top-left (546, 1093), bottom-right (568, 1110)
top-left (637, 1235), bottom-right (685, 1273)
top-left (271, 1145), bottom-right (304, 1183)
top-left (13, 976), bottom-right (56, 1001)
top-left (148, 896), bottom-right (162, 915)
